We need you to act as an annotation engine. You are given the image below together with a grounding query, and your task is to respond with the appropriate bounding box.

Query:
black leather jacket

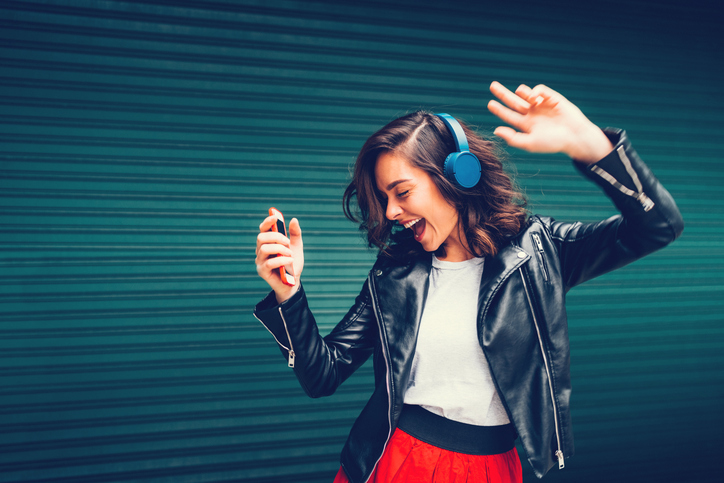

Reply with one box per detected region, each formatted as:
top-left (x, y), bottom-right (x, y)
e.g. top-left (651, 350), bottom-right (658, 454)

top-left (254, 129), bottom-right (684, 482)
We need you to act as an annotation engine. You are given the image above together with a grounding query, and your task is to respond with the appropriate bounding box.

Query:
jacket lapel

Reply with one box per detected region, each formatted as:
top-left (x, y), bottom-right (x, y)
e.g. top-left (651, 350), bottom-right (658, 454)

top-left (371, 256), bottom-right (432, 419)
top-left (477, 243), bottom-right (530, 325)
top-left (370, 245), bottom-right (530, 421)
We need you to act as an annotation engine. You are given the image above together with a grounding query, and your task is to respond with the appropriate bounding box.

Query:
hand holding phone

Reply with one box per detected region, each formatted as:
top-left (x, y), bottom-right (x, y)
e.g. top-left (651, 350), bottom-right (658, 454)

top-left (268, 207), bottom-right (296, 287)
top-left (255, 208), bottom-right (303, 303)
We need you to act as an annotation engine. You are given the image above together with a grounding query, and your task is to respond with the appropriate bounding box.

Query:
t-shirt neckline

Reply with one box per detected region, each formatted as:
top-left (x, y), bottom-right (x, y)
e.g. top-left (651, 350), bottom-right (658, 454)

top-left (432, 254), bottom-right (485, 270)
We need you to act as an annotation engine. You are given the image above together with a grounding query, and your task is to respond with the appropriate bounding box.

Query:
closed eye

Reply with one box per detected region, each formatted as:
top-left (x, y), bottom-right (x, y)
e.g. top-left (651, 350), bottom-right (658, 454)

top-left (397, 190), bottom-right (409, 198)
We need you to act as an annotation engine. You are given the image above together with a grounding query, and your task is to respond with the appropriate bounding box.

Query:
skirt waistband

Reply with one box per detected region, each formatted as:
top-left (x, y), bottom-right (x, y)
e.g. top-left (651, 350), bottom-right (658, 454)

top-left (396, 405), bottom-right (517, 455)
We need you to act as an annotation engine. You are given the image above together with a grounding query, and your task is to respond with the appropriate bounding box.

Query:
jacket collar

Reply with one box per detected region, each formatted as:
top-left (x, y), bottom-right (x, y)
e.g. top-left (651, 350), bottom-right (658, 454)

top-left (371, 243), bottom-right (531, 337)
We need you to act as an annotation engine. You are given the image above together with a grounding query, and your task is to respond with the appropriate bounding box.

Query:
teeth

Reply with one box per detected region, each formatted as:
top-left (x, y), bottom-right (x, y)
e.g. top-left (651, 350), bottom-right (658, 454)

top-left (403, 218), bottom-right (422, 229)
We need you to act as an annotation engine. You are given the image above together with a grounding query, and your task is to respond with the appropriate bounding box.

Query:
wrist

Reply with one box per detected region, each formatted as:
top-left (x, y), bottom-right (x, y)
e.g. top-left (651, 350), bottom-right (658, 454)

top-left (566, 126), bottom-right (614, 164)
top-left (275, 283), bottom-right (300, 304)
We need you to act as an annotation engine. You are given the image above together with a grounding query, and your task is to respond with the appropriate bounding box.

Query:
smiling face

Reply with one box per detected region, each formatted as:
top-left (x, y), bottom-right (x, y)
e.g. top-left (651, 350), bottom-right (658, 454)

top-left (374, 151), bottom-right (471, 261)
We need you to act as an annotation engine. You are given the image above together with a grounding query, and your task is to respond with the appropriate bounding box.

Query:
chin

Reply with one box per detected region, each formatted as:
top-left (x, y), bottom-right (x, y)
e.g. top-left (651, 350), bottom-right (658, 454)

top-left (421, 241), bottom-right (441, 253)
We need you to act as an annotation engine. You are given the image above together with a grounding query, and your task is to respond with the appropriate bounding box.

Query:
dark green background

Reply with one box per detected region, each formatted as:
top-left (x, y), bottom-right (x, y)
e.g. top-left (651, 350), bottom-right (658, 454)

top-left (1, 1), bottom-right (722, 482)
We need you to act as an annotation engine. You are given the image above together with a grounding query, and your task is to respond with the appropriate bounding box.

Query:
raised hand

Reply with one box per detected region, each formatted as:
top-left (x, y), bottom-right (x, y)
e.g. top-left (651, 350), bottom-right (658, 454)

top-left (487, 81), bottom-right (613, 164)
top-left (256, 215), bottom-right (304, 303)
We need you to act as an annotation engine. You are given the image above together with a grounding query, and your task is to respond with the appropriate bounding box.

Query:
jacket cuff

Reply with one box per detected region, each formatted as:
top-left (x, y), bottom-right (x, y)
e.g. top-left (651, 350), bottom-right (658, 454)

top-left (573, 128), bottom-right (631, 187)
top-left (573, 127), bottom-right (638, 190)
top-left (573, 128), bottom-right (647, 207)
top-left (573, 127), bottom-right (684, 241)
top-left (253, 285), bottom-right (307, 357)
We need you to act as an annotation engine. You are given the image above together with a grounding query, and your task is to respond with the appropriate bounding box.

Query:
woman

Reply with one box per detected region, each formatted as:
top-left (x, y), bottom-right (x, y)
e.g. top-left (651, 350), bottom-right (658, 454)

top-left (253, 82), bottom-right (684, 482)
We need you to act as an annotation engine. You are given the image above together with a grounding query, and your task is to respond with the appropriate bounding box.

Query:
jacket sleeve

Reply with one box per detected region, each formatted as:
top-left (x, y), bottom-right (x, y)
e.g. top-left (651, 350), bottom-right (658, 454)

top-left (543, 128), bottom-right (684, 291)
top-left (253, 280), bottom-right (377, 398)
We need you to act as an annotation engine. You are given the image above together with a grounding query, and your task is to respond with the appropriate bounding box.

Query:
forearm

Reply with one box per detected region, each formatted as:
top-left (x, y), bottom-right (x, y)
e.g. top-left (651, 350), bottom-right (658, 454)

top-left (253, 282), bottom-right (375, 397)
top-left (574, 128), bottom-right (684, 245)
top-left (550, 128), bottom-right (684, 289)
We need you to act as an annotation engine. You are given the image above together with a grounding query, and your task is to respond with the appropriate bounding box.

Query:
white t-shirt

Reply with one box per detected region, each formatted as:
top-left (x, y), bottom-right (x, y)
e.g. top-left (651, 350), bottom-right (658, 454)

top-left (403, 254), bottom-right (510, 426)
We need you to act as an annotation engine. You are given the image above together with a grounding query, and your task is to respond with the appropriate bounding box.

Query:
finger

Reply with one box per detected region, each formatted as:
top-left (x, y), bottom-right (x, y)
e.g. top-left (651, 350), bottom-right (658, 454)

top-left (262, 255), bottom-right (295, 272)
top-left (257, 231), bottom-right (290, 246)
top-left (515, 84), bottom-right (533, 98)
top-left (528, 84), bottom-right (562, 106)
top-left (257, 230), bottom-right (290, 243)
top-left (493, 126), bottom-right (533, 152)
top-left (259, 215), bottom-right (278, 233)
top-left (488, 100), bottom-right (526, 130)
top-left (287, 217), bottom-right (303, 247)
top-left (256, 231), bottom-right (290, 252)
top-left (530, 84), bottom-right (561, 98)
top-left (489, 81), bottom-right (530, 114)
top-left (515, 84), bottom-right (544, 107)
top-left (288, 218), bottom-right (302, 238)
top-left (492, 126), bottom-right (518, 144)
top-left (257, 243), bottom-right (293, 260)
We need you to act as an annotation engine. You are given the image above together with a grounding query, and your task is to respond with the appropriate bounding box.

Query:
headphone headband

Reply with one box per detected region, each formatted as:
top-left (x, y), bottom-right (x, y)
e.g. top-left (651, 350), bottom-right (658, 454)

top-left (436, 113), bottom-right (470, 152)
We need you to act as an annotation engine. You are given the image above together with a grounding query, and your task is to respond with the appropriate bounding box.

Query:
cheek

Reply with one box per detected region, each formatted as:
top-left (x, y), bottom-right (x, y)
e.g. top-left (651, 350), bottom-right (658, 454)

top-left (441, 206), bottom-right (459, 231)
top-left (433, 191), bottom-right (458, 221)
top-left (428, 200), bottom-right (459, 237)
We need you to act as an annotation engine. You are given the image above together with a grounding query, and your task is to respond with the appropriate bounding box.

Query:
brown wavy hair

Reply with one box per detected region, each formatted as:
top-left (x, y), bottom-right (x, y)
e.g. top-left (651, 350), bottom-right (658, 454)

top-left (343, 111), bottom-right (527, 261)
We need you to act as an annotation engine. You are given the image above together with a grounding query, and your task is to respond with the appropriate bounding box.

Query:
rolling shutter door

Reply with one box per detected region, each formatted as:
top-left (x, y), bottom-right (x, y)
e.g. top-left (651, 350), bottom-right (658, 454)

top-left (1, 1), bottom-right (721, 482)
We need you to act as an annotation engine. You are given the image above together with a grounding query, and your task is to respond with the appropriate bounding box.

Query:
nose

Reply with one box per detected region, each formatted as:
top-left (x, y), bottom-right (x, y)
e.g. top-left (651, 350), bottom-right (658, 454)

top-left (385, 197), bottom-right (402, 221)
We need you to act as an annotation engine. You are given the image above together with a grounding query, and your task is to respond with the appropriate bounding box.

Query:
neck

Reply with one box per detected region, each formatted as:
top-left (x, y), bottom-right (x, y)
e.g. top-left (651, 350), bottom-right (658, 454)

top-left (437, 225), bottom-right (474, 262)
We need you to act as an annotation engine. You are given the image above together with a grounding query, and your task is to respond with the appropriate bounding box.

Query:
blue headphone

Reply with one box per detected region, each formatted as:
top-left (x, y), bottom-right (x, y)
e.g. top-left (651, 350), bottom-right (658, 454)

top-left (436, 113), bottom-right (482, 189)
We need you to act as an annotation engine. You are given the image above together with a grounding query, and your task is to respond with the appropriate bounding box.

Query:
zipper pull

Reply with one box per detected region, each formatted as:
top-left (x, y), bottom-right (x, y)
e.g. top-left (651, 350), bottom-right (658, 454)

top-left (287, 350), bottom-right (295, 368)
top-left (637, 192), bottom-right (655, 212)
top-left (555, 450), bottom-right (565, 469)
top-left (532, 233), bottom-right (544, 251)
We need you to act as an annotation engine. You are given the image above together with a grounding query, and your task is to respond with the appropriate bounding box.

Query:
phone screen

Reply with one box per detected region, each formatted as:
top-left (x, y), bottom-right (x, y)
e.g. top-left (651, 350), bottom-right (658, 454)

top-left (275, 218), bottom-right (286, 236)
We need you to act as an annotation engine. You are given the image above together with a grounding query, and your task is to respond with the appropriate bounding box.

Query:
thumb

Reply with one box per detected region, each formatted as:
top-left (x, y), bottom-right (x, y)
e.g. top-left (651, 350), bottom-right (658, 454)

top-left (288, 218), bottom-right (303, 246)
top-left (494, 126), bottom-right (529, 151)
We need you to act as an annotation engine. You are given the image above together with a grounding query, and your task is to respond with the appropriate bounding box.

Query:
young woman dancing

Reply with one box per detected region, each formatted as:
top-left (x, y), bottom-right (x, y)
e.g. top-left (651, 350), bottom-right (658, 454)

top-left (254, 81), bottom-right (683, 482)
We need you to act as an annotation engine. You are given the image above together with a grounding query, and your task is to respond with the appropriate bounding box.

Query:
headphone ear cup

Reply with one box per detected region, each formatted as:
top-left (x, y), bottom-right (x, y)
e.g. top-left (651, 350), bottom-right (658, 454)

top-left (444, 151), bottom-right (481, 189)
top-left (443, 152), bottom-right (458, 185)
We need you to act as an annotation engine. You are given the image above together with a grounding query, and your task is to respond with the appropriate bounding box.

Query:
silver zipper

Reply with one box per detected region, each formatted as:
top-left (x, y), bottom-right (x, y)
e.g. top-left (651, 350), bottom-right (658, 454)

top-left (252, 310), bottom-right (295, 368)
top-left (278, 307), bottom-right (295, 368)
top-left (531, 233), bottom-right (549, 282)
top-left (520, 268), bottom-right (565, 470)
top-left (366, 275), bottom-right (393, 483)
top-left (589, 145), bottom-right (654, 212)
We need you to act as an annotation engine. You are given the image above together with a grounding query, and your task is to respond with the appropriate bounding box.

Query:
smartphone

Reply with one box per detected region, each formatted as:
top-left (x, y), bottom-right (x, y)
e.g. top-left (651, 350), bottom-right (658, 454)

top-left (268, 207), bottom-right (296, 287)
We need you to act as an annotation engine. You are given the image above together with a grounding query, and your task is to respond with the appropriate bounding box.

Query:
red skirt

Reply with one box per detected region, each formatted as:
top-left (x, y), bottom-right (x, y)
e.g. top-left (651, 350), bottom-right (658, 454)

top-left (333, 427), bottom-right (523, 483)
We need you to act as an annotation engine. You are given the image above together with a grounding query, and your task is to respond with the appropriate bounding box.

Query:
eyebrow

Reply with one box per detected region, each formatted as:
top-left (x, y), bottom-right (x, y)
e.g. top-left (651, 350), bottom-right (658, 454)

top-left (385, 179), bottom-right (411, 191)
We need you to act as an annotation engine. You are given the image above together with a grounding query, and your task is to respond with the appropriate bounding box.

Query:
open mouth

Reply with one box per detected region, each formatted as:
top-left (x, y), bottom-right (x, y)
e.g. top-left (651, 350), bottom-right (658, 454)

top-left (403, 218), bottom-right (426, 241)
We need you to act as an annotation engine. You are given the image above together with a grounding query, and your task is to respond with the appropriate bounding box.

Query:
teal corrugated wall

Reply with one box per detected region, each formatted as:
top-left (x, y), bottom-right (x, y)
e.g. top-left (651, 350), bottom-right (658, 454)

top-left (1, 1), bottom-right (721, 482)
